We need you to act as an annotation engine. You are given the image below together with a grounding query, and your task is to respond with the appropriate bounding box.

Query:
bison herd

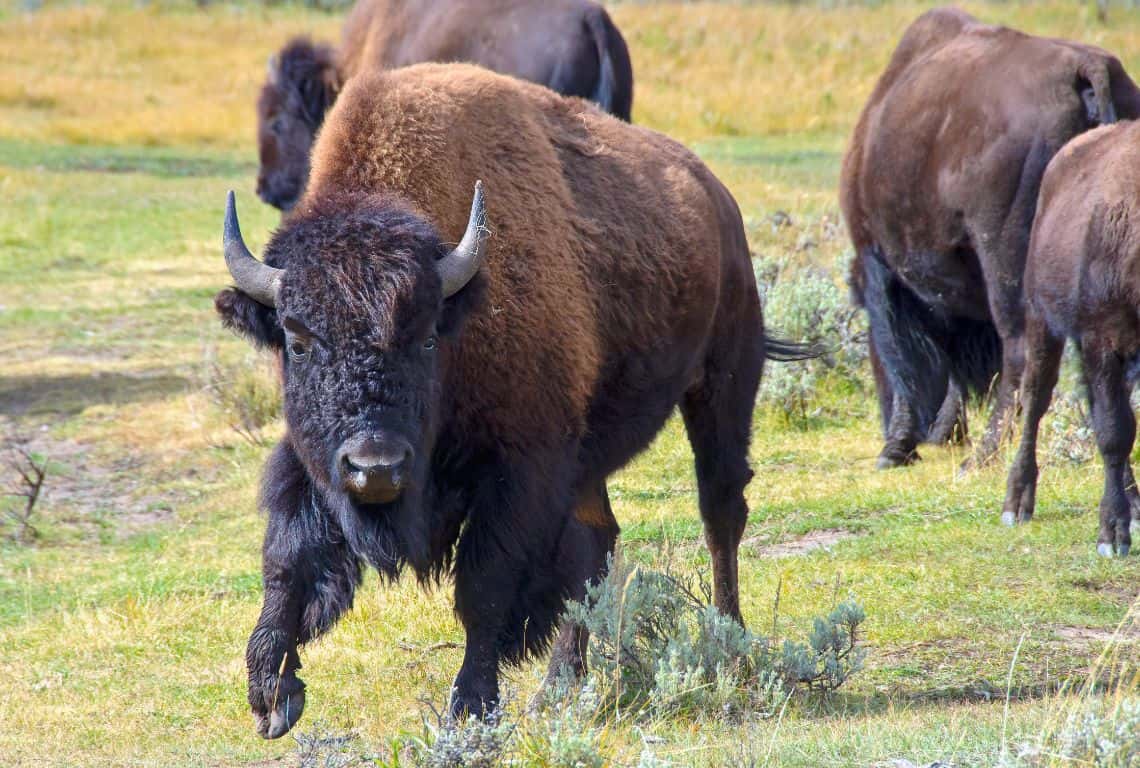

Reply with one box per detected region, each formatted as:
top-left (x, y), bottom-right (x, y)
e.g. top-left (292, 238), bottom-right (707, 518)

top-left (212, 1), bottom-right (1140, 738)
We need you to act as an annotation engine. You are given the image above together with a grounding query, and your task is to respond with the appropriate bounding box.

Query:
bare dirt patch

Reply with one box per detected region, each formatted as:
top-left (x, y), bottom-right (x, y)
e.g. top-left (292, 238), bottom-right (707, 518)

top-left (1054, 624), bottom-right (1140, 646)
top-left (1, 417), bottom-right (177, 539)
top-left (746, 528), bottom-right (858, 557)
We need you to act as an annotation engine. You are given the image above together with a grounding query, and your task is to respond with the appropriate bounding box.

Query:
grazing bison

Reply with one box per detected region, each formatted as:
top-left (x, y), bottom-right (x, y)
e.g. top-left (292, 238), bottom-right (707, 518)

top-left (219, 63), bottom-right (807, 737)
top-left (1003, 121), bottom-right (1140, 556)
top-left (256, 0), bottom-right (634, 211)
top-left (841, 7), bottom-right (1140, 469)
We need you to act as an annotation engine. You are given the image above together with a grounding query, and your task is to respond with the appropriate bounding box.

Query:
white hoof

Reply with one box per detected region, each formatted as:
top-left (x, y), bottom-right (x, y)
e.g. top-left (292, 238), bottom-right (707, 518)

top-left (1001, 511), bottom-right (1016, 527)
top-left (1097, 543), bottom-right (1114, 558)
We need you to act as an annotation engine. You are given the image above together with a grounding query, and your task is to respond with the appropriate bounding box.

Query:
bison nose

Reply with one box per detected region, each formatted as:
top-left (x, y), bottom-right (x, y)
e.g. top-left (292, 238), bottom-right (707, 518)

top-left (337, 434), bottom-right (413, 504)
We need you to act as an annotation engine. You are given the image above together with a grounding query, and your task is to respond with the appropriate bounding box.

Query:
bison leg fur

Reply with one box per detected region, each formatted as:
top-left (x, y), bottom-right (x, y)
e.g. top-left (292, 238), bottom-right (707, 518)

top-left (681, 335), bottom-right (762, 623)
top-left (1001, 311), bottom-right (1063, 527)
top-left (543, 481), bottom-right (619, 689)
top-left (246, 443), bottom-right (362, 739)
top-left (966, 333), bottom-right (1026, 472)
top-left (1083, 344), bottom-right (1135, 556)
top-left (927, 378), bottom-right (969, 446)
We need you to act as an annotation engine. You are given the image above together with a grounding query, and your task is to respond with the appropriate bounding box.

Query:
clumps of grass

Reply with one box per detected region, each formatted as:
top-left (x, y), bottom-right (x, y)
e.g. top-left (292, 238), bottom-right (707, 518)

top-left (3, 445), bottom-right (47, 544)
top-left (1005, 696), bottom-right (1140, 767)
top-left (756, 253), bottom-right (868, 427)
top-left (566, 558), bottom-right (865, 718)
top-left (393, 710), bottom-right (515, 768)
top-left (293, 723), bottom-right (363, 768)
top-left (205, 352), bottom-right (281, 446)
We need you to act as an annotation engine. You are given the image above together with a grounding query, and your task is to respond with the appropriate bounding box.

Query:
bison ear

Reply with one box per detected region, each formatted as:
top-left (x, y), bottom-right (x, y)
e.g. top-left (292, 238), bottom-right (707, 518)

top-left (437, 271), bottom-right (486, 338)
top-left (215, 288), bottom-right (284, 350)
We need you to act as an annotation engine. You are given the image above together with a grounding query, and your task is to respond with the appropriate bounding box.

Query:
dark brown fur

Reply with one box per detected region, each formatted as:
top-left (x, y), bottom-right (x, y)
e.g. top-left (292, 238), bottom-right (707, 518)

top-left (1003, 120), bottom-right (1140, 555)
top-left (222, 64), bottom-right (779, 736)
top-left (256, 0), bottom-right (633, 211)
top-left (840, 6), bottom-right (1140, 470)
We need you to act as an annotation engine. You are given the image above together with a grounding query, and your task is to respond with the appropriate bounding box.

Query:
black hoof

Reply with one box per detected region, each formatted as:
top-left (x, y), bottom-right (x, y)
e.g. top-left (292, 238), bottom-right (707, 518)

top-left (254, 688), bottom-right (305, 739)
top-left (876, 448), bottom-right (919, 470)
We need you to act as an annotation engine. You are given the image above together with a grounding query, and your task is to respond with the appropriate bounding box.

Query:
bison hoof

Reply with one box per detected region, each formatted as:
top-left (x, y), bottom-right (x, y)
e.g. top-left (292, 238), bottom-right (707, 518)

top-left (1097, 542), bottom-right (1115, 558)
top-left (1119, 543), bottom-right (1132, 557)
top-left (1001, 511), bottom-right (1016, 527)
top-left (876, 449), bottom-right (919, 470)
top-left (255, 688), bottom-right (305, 740)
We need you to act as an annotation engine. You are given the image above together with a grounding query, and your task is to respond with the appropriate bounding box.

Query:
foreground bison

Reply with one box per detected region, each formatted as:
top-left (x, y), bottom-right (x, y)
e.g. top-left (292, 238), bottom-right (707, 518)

top-left (256, 0), bottom-right (633, 211)
top-left (841, 7), bottom-right (1140, 469)
top-left (219, 63), bottom-right (805, 737)
top-left (1003, 121), bottom-right (1140, 556)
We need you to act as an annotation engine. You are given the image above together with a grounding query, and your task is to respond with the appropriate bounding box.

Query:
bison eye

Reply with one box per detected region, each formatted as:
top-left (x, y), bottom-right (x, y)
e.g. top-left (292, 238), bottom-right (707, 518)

top-left (269, 117), bottom-right (285, 136)
top-left (423, 335), bottom-right (438, 352)
top-left (288, 337), bottom-right (310, 362)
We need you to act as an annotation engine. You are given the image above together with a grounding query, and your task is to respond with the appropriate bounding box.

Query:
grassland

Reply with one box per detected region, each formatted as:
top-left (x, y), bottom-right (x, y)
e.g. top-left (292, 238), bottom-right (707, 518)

top-left (0, 1), bottom-right (1138, 766)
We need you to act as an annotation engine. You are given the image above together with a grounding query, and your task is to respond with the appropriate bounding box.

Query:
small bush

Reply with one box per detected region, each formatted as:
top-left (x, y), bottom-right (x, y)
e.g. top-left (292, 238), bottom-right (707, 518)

top-left (1007, 696), bottom-right (1140, 768)
top-left (755, 254), bottom-right (868, 427)
top-left (1042, 390), bottom-right (1095, 467)
top-left (564, 557), bottom-right (865, 719)
top-left (401, 711), bottom-right (514, 768)
top-left (205, 352), bottom-right (281, 446)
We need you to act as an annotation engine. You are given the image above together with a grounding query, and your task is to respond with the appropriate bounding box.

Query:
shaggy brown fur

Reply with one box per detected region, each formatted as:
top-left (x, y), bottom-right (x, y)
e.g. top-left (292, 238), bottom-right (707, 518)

top-left (221, 63), bottom-right (793, 736)
top-left (841, 7), bottom-right (1140, 471)
top-left (256, 0), bottom-right (633, 211)
top-left (1003, 120), bottom-right (1140, 556)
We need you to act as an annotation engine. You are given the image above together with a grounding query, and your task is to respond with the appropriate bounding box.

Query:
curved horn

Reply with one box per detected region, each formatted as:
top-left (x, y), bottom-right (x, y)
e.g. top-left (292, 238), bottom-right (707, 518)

top-left (437, 181), bottom-right (489, 298)
top-left (223, 190), bottom-right (283, 307)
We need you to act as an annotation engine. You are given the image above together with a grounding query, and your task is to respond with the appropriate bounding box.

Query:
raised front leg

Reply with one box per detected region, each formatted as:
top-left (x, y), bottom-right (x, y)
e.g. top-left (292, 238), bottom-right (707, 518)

top-left (1001, 310), bottom-right (1063, 526)
top-left (1083, 345), bottom-right (1135, 556)
top-left (246, 442), bottom-right (362, 738)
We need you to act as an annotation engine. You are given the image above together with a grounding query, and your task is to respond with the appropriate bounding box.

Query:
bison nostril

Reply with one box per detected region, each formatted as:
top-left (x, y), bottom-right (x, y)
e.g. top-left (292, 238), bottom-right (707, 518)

top-left (336, 435), bottom-right (414, 502)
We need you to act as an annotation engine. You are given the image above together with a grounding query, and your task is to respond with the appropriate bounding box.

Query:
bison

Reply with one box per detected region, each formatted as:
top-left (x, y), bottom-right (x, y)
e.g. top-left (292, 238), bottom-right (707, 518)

top-left (218, 63), bottom-right (807, 738)
top-left (841, 7), bottom-right (1140, 470)
top-left (1002, 120), bottom-right (1140, 556)
top-left (256, 0), bottom-right (634, 211)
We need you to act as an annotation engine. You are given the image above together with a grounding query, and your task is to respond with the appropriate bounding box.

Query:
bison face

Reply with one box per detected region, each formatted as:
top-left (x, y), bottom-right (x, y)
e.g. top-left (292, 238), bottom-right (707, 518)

top-left (256, 87), bottom-right (314, 212)
top-left (216, 187), bottom-right (488, 572)
top-left (255, 40), bottom-right (339, 212)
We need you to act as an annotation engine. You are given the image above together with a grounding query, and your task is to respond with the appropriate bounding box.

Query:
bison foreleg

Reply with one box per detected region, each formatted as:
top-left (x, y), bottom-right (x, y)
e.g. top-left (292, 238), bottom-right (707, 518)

top-left (246, 442), bottom-right (363, 739)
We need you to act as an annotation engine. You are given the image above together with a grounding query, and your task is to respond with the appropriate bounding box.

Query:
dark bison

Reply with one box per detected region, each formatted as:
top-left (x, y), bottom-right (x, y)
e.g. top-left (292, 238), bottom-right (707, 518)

top-left (256, 0), bottom-right (634, 211)
top-left (1003, 121), bottom-right (1140, 556)
top-left (219, 63), bottom-right (807, 737)
top-left (841, 7), bottom-right (1140, 470)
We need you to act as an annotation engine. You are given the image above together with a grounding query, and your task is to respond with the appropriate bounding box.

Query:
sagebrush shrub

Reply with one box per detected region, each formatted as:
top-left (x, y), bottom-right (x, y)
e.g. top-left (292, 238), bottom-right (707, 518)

top-left (1008, 696), bottom-right (1140, 768)
top-left (754, 254), bottom-right (868, 426)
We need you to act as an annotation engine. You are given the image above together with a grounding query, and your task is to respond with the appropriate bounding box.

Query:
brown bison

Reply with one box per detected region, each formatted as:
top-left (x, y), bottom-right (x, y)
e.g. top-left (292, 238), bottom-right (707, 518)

top-left (841, 7), bottom-right (1140, 470)
top-left (256, 0), bottom-right (634, 211)
top-left (1003, 120), bottom-right (1140, 556)
top-left (219, 63), bottom-right (809, 737)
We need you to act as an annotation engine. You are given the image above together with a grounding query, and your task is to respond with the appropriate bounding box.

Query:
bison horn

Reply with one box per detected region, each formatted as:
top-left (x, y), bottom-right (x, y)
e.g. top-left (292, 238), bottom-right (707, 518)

top-left (223, 190), bottom-right (283, 308)
top-left (437, 181), bottom-right (489, 298)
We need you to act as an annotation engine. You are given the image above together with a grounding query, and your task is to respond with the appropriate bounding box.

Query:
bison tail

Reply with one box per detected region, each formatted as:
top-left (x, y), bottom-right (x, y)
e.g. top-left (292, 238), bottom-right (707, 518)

top-left (763, 335), bottom-right (826, 362)
top-left (585, 7), bottom-right (633, 121)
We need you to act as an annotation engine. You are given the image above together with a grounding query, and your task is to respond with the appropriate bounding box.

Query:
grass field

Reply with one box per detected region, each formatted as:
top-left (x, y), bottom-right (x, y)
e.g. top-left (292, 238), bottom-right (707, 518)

top-left (0, 1), bottom-right (1138, 766)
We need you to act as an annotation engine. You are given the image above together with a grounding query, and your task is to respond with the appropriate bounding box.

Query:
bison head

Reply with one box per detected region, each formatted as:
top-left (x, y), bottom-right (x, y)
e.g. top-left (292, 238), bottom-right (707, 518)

top-left (256, 39), bottom-right (340, 212)
top-left (215, 186), bottom-right (488, 573)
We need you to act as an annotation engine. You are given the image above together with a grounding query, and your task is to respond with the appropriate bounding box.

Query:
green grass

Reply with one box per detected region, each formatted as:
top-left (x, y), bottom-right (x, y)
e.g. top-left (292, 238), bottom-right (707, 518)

top-left (1, 2), bottom-right (1138, 766)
